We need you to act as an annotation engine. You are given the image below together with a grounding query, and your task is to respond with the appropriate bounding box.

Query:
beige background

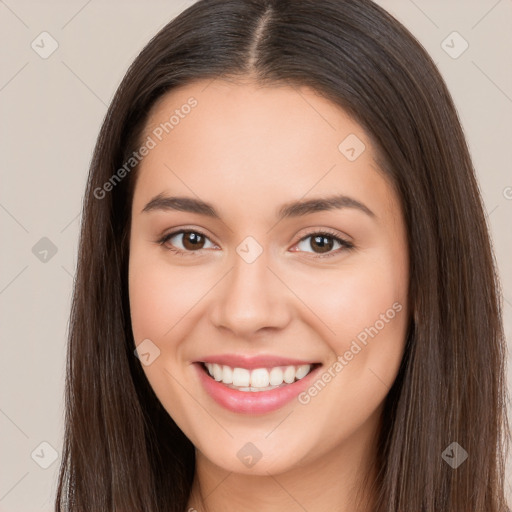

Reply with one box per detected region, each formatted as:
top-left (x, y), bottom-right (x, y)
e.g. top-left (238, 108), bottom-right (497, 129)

top-left (0, 0), bottom-right (510, 510)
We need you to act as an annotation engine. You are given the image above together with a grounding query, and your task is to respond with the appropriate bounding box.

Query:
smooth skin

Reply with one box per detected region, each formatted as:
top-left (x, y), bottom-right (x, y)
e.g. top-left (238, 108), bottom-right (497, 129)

top-left (128, 77), bottom-right (409, 512)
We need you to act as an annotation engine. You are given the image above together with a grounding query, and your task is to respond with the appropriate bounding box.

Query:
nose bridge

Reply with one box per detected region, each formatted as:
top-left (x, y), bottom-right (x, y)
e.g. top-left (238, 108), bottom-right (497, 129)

top-left (211, 242), bottom-right (289, 335)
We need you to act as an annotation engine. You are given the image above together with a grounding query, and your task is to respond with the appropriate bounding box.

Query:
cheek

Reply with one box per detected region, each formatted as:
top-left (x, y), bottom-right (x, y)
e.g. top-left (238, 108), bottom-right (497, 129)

top-left (128, 249), bottom-right (209, 344)
top-left (128, 247), bottom-right (206, 430)
top-left (292, 250), bottom-right (408, 429)
top-left (289, 247), bottom-right (408, 397)
top-left (289, 254), bottom-right (407, 352)
top-left (331, 268), bottom-right (406, 347)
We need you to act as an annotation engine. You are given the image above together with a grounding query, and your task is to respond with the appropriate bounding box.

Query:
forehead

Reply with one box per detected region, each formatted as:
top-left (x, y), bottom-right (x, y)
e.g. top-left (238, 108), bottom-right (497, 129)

top-left (133, 78), bottom-right (398, 223)
top-left (142, 77), bottom-right (367, 155)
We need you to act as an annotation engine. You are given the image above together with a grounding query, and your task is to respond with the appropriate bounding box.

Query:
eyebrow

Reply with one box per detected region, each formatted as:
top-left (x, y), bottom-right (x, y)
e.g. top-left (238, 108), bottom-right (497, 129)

top-left (142, 193), bottom-right (375, 219)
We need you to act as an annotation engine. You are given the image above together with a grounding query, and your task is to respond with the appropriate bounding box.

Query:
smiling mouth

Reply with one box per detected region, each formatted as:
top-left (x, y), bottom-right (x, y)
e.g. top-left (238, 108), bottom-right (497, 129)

top-left (200, 361), bottom-right (322, 392)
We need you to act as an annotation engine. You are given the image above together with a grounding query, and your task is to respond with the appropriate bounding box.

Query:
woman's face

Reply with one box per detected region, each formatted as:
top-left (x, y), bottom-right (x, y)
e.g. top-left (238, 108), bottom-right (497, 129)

top-left (128, 78), bottom-right (409, 476)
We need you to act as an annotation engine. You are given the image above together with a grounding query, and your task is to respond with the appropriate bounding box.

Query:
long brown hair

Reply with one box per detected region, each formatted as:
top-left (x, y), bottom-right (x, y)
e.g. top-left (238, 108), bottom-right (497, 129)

top-left (55, 0), bottom-right (510, 510)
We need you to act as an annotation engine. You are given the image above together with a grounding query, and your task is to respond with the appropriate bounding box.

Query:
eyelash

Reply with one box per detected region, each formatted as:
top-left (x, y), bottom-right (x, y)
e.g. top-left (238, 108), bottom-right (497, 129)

top-left (157, 228), bottom-right (354, 259)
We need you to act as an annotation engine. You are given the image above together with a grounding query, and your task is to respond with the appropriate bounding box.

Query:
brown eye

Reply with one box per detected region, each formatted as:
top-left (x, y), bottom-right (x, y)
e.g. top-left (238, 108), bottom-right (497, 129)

top-left (181, 231), bottom-right (206, 250)
top-left (159, 229), bottom-right (216, 255)
top-left (294, 231), bottom-right (354, 258)
top-left (309, 235), bottom-right (334, 254)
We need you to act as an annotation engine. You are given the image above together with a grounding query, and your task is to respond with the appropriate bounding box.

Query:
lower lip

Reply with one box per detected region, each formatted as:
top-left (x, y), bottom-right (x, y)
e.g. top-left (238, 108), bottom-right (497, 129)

top-left (194, 362), bottom-right (322, 414)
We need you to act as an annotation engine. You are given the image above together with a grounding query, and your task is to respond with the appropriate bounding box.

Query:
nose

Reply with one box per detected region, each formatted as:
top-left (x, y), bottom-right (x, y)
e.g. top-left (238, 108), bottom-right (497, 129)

top-left (209, 249), bottom-right (292, 338)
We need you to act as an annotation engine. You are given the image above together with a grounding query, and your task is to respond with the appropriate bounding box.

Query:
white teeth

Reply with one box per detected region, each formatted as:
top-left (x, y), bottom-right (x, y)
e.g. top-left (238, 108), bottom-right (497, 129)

top-left (212, 363), bottom-right (223, 381)
top-left (250, 368), bottom-right (270, 388)
top-left (269, 367), bottom-right (284, 386)
top-left (232, 367), bottom-right (250, 387)
top-left (203, 362), bottom-right (314, 390)
top-left (295, 365), bottom-right (310, 379)
top-left (222, 365), bottom-right (233, 384)
top-left (283, 365), bottom-right (296, 384)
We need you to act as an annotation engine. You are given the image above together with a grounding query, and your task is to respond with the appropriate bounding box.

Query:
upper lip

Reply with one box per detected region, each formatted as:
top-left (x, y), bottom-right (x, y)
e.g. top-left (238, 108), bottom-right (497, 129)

top-left (197, 354), bottom-right (320, 369)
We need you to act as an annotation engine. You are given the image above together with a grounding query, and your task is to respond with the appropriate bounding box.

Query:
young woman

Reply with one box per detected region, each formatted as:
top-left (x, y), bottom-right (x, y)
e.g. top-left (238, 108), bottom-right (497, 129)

top-left (55, 0), bottom-right (510, 511)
